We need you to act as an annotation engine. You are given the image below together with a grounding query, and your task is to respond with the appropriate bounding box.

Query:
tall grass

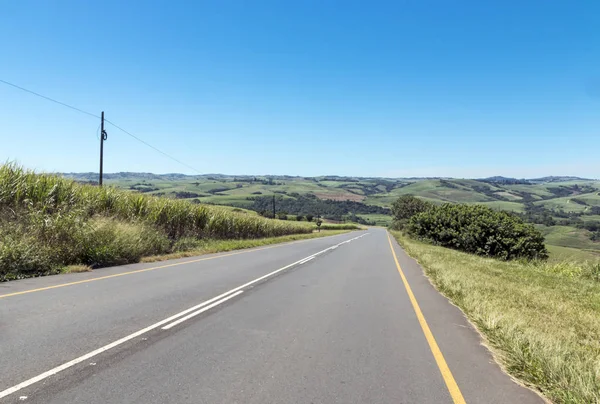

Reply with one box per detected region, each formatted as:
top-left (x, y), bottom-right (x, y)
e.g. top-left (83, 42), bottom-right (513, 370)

top-left (0, 163), bottom-right (312, 280)
top-left (0, 164), bottom-right (311, 239)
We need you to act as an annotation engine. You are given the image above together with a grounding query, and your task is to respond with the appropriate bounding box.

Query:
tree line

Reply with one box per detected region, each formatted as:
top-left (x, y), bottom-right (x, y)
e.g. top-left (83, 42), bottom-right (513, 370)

top-left (520, 203), bottom-right (600, 241)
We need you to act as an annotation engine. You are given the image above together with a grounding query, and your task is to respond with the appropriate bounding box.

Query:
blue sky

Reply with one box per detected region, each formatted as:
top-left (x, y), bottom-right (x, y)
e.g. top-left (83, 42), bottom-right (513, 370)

top-left (1, 0), bottom-right (598, 178)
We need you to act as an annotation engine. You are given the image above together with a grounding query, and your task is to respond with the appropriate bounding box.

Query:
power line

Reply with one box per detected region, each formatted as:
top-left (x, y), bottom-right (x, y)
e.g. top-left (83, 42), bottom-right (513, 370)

top-left (104, 119), bottom-right (201, 174)
top-left (0, 78), bottom-right (201, 174)
top-left (0, 79), bottom-right (100, 119)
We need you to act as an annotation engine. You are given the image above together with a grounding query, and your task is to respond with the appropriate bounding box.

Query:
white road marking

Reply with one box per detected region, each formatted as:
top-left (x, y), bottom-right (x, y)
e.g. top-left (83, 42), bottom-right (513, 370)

top-left (162, 291), bottom-right (244, 330)
top-left (298, 256), bottom-right (315, 265)
top-left (0, 232), bottom-right (369, 399)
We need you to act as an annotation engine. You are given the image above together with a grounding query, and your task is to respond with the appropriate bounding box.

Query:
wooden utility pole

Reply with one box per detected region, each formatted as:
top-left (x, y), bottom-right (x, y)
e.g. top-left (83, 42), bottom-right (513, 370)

top-left (99, 111), bottom-right (107, 186)
top-left (272, 195), bottom-right (276, 218)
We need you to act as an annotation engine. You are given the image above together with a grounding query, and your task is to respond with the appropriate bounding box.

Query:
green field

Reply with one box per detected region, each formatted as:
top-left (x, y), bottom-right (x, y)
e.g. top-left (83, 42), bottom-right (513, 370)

top-left (536, 225), bottom-right (600, 251)
top-left (357, 213), bottom-right (393, 226)
top-left (364, 179), bottom-right (494, 205)
top-left (472, 200), bottom-right (525, 213)
top-left (501, 183), bottom-right (554, 199)
top-left (581, 215), bottom-right (600, 223)
top-left (535, 194), bottom-right (595, 213)
top-left (547, 244), bottom-right (600, 264)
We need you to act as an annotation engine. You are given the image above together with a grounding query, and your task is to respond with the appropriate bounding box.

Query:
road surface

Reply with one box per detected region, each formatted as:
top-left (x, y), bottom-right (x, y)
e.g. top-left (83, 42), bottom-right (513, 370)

top-left (0, 228), bottom-right (542, 403)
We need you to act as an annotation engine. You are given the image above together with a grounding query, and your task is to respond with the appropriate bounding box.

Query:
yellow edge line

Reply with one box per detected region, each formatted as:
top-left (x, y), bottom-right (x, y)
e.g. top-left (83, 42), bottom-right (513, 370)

top-left (387, 232), bottom-right (467, 404)
top-left (0, 234), bottom-right (341, 299)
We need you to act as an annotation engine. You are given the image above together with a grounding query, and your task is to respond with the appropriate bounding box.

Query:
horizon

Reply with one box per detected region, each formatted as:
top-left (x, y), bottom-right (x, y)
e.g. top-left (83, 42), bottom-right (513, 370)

top-left (60, 169), bottom-right (598, 182)
top-left (1, 1), bottom-right (599, 178)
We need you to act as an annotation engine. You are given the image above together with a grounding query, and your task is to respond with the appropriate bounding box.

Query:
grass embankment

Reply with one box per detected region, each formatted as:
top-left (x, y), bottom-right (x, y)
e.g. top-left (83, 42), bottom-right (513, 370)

top-left (0, 164), bottom-right (315, 281)
top-left (317, 223), bottom-right (363, 230)
top-left (141, 229), bottom-right (352, 262)
top-left (391, 231), bottom-right (600, 403)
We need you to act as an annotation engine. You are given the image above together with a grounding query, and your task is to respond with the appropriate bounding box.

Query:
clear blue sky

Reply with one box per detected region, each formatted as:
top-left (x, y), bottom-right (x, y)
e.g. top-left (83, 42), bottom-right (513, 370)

top-left (1, 1), bottom-right (598, 178)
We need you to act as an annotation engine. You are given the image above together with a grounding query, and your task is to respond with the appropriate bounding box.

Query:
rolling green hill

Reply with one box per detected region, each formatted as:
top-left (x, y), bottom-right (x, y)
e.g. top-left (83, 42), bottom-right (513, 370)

top-left (64, 173), bottom-right (600, 254)
top-left (65, 172), bottom-right (599, 210)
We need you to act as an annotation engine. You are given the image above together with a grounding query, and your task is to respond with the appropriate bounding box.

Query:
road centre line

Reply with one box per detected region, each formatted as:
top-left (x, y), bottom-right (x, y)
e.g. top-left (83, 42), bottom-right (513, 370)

top-left (0, 231), bottom-right (365, 300)
top-left (0, 233), bottom-right (368, 399)
top-left (298, 256), bottom-right (315, 265)
top-left (386, 232), bottom-right (466, 404)
top-left (161, 291), bottom-right (244, 330)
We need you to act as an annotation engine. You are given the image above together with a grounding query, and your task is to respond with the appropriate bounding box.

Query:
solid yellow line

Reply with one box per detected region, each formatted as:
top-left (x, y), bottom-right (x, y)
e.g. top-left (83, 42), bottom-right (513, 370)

top-left (387, 232), bottom-right (467, 404)
top-left (0, 235), bottom-right (331, 299)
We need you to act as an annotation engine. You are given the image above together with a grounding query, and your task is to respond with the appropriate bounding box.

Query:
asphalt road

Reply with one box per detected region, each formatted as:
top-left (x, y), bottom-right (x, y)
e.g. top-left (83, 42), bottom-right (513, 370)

top-left (0, 228), bottom-right (542, 403)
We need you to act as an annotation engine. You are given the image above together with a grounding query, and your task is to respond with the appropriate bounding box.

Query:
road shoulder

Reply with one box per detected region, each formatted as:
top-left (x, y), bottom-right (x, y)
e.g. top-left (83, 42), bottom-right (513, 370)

top-left (387, 232), bottom-right (544, 404)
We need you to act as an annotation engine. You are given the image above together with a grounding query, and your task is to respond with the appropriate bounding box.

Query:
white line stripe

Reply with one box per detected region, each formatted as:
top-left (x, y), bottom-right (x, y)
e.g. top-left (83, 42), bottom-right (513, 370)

top-left (298, 256), bottom-right (315, 265)
top-left (0, 232), bottom-right (369, 399)
top-left (162, 291), bottom-right (244, 330)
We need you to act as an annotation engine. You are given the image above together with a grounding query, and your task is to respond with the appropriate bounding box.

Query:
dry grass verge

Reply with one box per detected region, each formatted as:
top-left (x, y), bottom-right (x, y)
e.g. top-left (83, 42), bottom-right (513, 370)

top-left (391, 231), bottom-right (600, 404)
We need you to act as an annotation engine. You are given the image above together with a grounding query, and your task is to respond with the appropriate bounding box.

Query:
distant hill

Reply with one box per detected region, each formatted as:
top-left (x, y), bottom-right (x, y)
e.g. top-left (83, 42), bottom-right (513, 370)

top-left (478, 176), bottom-right (596, 185)
top-left (530, 176), bottom-right (596, 183)
top-left (479, 176), bottom-right (530, 185)
top-left (56, 171), bottom-right (600, 230)
top-left (62, 172), bottom-right (596, 183)
top-left (62, 172), bottom-right (187, 181)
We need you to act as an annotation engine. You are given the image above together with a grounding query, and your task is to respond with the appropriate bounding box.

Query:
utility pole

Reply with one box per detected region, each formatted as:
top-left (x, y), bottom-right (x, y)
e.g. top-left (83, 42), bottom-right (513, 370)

top-left (272, 195), bottom-right (276, 218)
top-left (99, 111), bottom-right (107, 186)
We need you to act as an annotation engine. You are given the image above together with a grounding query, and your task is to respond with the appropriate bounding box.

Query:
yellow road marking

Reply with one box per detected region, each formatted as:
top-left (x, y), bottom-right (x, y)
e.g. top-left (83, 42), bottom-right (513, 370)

top-left (387, 232), bottom-right (467, 404)
top-left (0, 235), bottom-right (335, 299)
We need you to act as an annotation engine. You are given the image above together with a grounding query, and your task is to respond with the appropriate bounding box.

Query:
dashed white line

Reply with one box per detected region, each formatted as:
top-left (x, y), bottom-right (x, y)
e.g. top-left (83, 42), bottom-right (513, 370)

top-left (0, 232), bottom-right (369, 399)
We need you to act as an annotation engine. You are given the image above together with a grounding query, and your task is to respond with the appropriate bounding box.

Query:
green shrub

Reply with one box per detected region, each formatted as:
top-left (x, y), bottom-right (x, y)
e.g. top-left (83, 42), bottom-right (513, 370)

top-left (407, 203), bottom-right (548, 260)
top-left (391, 195), bottom-right (432, 230)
